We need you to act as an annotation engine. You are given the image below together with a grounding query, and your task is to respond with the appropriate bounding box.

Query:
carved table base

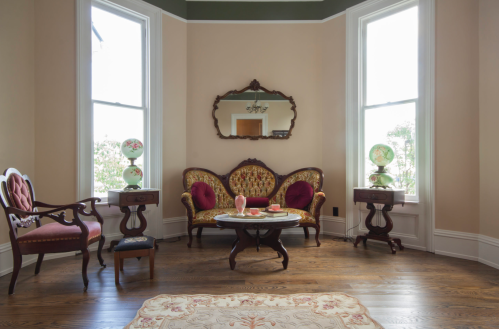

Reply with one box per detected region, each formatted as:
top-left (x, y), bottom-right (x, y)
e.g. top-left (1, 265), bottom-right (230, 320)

top-left (353, 203), bottom-right (404, 254)
top-left (230, 228), bottom-right (289, 270)
top-left (107, 205), bottom-right (158, 252)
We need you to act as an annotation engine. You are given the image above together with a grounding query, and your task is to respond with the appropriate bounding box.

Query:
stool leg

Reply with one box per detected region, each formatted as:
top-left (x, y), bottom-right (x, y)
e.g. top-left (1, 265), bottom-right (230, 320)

top-left (149, 248), bottom-right (155, 280)
top-left (120, 258), bottom-right (124, 271)
top-left (114, 252), bottom-right (120, 285)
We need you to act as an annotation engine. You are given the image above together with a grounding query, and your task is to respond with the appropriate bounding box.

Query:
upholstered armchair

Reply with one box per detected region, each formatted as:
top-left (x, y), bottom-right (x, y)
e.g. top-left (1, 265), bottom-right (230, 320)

top-left (0, 168), bottom-right (106, 294)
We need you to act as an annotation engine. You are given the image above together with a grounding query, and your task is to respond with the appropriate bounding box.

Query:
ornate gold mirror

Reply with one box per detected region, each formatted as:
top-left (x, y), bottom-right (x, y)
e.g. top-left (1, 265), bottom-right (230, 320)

top-left (212, 79), bottom-right (297, 140)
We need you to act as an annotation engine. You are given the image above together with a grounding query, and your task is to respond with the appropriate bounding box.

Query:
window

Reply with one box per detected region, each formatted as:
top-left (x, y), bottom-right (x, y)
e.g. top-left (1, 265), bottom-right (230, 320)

top-left (77, 0), bottom-right (162, 221)
top-left (91, 3), bottom-right (147, 198)
top-left (362, 5), bottom-right (418, 197)
top-left (346, 0), bottom-right (435, 251)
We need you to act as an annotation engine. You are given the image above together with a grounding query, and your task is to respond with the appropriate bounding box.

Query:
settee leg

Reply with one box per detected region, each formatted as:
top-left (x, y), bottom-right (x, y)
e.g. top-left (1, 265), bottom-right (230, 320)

top-left (303, 227), bottom-right (310, 238)
top-left (197, 227), bottom-right (203, 239)
top-left (187, 226), bottom-right (193, 248)
top-left (315, 226), bottom-right (321, 247)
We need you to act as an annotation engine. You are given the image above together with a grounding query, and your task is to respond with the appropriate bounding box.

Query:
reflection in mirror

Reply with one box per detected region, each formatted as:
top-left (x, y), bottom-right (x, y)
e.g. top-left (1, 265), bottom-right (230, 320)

top-left (214, 86), bottom-right (296, 139)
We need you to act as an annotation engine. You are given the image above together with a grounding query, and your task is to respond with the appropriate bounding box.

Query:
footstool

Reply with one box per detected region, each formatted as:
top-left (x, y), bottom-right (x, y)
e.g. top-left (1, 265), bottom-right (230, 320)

top-left (114, 236), bottom-right (155, 284)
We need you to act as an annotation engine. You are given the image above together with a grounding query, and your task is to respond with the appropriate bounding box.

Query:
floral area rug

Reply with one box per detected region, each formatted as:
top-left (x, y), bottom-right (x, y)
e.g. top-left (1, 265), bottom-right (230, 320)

top-left (125, 293), bottom-right (383, 328)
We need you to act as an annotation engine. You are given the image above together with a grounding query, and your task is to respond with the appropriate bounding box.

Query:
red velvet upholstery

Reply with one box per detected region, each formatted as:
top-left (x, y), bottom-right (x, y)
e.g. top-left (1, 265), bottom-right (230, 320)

top-left (246, 197), bottom-right (269, 208)
top-left (7, 173), bottom-right (32, 218)
top-left (285, 181), bottom-right (314, 209)
top-left (191, 182), bottom-right (216, 210)
top-left (17, 221), bottom-right (101, 244)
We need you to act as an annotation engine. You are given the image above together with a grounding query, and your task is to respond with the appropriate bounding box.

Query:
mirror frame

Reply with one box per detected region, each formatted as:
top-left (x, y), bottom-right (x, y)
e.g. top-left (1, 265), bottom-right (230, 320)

top-left (212, 79), bottom-right (297, 140)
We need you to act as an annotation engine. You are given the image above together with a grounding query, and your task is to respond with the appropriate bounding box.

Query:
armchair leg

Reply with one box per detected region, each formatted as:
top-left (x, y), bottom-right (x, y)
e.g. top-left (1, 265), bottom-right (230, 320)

top-left (303, 227), bottom-right (310, 238)
top-left (187, 225), bottom-right (194, 248)
top-left (97, 235), bottom-right (106, 267)
top-left (315, 225), bottom-right (321, 247)
top-left (35, 253), bottom-right (44, 275)
top-left (9, 252), bottom-right (22, 295)
top-left (197, 227), bottom-right (203, 239)
top-left (82, 248), bottom-right (90, 291)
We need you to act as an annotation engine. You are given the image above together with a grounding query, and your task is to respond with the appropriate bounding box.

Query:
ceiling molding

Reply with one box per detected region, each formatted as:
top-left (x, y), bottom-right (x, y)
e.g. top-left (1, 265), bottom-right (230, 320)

top-left (144, 0), bottom-right (364, 20)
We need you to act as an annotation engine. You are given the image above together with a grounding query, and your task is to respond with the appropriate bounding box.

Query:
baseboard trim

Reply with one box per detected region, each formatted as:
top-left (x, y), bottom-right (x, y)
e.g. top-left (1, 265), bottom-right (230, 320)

top-left (434, 229), bottom-right (499, 270)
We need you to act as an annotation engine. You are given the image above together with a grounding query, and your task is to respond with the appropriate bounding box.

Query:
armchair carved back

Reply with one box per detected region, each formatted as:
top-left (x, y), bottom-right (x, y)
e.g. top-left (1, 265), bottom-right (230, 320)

top-left (0, 168), bottom-right (40, 237)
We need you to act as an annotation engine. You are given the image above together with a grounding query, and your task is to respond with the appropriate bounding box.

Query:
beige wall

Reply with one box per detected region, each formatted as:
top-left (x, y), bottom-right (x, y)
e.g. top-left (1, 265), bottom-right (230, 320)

top-left (186, 23), bottom-right (323, 176)
top-left (0, 0), bottom-right (36, 244)
top-left (479, 0), bottom-right (499, 239)
top-left (162, 15), bottom-right (187, 218)
top-left (321, 15), bottom-right (347, 217)
top-left (2, 0), bottom-right (497, 241)
top-left (34, 0), bottom-right (77, 208)
top-left (216, 101), bottom-right (294, 136)
top-left (434, 0), bottom-right (480, 233)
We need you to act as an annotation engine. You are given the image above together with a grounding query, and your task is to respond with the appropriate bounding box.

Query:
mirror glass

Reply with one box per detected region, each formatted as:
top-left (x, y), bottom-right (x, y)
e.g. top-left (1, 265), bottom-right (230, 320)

top-left (215, 89), bottom-right (295, 138)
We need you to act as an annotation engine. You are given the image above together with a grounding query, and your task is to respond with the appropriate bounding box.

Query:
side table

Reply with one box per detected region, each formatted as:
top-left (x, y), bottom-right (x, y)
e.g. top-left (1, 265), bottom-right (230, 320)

top-left (107, 189), bottom-right (160, 252)
top-left (353, 188), bottom-right (405, 254)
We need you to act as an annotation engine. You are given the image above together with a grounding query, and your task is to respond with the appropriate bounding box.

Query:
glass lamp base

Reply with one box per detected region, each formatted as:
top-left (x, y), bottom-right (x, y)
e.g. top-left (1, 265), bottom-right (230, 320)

top-left (124, 185), bottom-right (141, 190)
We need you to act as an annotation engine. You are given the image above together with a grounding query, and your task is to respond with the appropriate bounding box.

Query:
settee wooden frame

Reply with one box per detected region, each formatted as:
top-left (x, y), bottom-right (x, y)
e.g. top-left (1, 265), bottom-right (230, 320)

top-left (181, 159), bottom-right (326, 248)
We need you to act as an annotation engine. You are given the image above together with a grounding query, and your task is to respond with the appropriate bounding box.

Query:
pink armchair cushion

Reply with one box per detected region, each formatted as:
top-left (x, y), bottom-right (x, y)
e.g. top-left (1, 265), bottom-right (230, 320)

top-left (285, 181), bottom-right (314, 209)
top-left (17, 221), bottom-right (101, 243)
top-left (246, 197), bottom-right (269, 208)
top-left (191, 182), bottom-right (216, 210)
top-left (7, 173), bottom-right (32, 218)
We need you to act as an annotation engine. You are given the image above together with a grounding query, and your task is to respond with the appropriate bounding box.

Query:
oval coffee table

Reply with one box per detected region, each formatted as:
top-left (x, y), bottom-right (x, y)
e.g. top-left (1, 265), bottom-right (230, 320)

top-left (215, 214), bottom-right (300, 270)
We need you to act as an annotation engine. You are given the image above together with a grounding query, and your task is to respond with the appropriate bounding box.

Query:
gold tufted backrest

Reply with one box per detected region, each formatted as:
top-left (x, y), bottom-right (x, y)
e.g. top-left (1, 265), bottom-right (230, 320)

top-left (229, 165), bottom-right (276, 198)
top-left (184, 170), bottom-right (234, 209)
top-left (270, 170), bottom-right (322, 208)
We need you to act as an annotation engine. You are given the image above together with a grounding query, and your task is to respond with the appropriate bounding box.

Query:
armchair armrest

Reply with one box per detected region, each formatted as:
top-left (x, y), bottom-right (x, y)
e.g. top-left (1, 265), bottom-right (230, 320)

top-left (181, 192), bottom-right (197, 222)
top-left (34, 197), bottom-right (103, 224)
top-left (309, 192), bottom-right (326, 223)
top-left (7, 203), bottom-right (88, 228)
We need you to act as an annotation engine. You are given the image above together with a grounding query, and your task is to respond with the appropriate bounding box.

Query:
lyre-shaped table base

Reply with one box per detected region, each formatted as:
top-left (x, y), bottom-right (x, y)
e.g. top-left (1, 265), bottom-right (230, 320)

top-left (354, 203), bottom-right (404, 254)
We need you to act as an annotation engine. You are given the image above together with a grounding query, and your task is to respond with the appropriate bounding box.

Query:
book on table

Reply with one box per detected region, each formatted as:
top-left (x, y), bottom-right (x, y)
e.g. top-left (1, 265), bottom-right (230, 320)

top-left (262, 212), bottom-right (288, 218)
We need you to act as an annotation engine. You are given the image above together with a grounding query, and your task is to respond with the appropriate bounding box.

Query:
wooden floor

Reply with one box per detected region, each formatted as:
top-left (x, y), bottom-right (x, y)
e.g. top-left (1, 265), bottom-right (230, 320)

top-left (1, 234), bottom-right (499, 328)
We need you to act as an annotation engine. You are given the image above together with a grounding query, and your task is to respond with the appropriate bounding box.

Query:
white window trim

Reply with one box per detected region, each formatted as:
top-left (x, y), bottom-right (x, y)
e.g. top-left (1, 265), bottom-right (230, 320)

top-left (346, 0), bottom-right (435, 251)
top-left (76, 0), bottom-right (163, 239)
top-left (231, 113), bottom-right (269, 136)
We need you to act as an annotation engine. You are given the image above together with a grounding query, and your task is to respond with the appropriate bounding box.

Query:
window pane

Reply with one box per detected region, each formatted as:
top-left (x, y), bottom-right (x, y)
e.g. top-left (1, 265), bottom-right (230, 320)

top-left (93, 103), bottom-right (144, 197)
top-left (365, 6), bottom-right (418, 106)
top-left (364, 103), bottom-right (416, 195)
top-left (92, 6), bottom-right (143, 107)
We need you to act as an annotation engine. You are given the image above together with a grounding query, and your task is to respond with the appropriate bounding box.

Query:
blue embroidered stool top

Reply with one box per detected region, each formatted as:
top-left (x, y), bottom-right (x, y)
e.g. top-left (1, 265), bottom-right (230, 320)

top-left (114, 236), bottom-right (155, 252)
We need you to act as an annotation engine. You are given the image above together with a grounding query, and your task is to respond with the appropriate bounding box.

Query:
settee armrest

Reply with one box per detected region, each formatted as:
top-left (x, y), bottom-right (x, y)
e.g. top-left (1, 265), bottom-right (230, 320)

top-left (309, 192), bottom-right (326, 223)
top-left (181, 192), bottom-right (197, 222)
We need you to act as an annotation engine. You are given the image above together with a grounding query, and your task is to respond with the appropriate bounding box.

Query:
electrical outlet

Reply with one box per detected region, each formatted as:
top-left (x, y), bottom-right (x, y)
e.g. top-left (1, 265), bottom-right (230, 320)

top-left (333, 207), bottom-right (339, 217)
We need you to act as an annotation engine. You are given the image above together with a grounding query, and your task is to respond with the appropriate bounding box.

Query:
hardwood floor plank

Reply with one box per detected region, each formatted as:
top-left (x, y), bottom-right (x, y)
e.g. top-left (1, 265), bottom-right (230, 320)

top-left (0, 235), bottom-right (498, 328)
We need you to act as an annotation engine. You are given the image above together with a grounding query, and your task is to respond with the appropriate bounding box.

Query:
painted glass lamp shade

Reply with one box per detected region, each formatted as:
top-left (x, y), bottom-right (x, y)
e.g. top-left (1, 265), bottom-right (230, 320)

top-left (368, 144), bottom-right (395, 189)
top-left (121, 138), bottom-right (144, 159)
top-left (121, 138), bottom-right (144, 189)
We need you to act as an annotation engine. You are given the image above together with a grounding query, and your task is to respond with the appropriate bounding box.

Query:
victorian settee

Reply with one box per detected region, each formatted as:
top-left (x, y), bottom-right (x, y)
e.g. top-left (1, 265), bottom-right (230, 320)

top-left (181, 159), bottom-right (326, 248)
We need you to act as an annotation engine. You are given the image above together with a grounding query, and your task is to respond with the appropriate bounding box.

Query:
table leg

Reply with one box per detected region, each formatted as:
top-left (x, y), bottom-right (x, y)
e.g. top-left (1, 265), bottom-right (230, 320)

top-left (261, 229), bottom-right (289, 269)
top-left (229, 229), bottom-right (253, 270)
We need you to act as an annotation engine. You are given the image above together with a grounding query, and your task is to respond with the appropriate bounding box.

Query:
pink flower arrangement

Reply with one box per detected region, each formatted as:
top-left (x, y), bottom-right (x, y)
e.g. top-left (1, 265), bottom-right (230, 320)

top-left (126, 141), bottom-right (132, 146)
top-left (132, 143), bottom-right (139, 149)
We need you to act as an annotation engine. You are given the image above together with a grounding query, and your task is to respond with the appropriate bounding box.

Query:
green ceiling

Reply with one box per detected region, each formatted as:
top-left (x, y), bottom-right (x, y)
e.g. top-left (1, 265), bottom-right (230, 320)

top-left (144, 0), bottom-right (366, 20)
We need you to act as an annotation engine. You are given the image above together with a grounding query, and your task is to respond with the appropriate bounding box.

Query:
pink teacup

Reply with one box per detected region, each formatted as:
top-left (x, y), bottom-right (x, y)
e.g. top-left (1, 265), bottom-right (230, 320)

top-left (271, 204), bottom-right (281, 211)
top-left (250, 208), bottom-right (260, 215)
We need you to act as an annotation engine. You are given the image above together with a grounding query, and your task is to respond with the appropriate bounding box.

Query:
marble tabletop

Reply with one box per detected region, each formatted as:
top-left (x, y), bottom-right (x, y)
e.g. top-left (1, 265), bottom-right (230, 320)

top-left (214, 213), bottom-right (301, 223)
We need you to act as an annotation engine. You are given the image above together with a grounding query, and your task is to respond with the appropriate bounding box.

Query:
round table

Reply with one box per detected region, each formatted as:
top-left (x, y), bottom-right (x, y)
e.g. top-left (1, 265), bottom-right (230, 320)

top-left (215, 214), bottom-right (300, 270)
